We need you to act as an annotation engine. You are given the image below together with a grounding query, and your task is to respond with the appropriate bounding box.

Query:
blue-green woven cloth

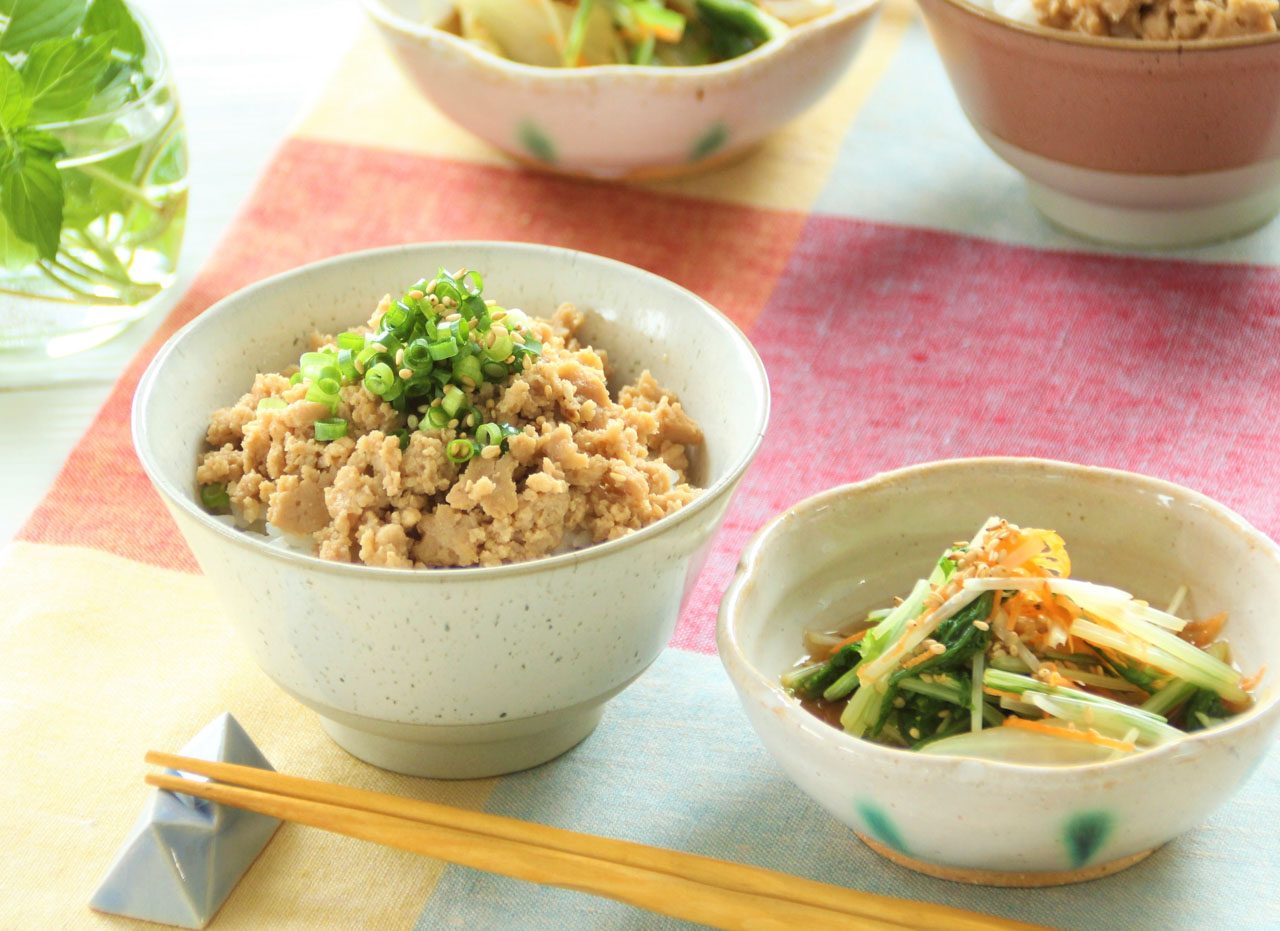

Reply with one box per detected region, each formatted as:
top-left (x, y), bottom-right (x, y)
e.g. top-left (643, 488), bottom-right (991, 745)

top-left (415, 650), bottom-right (1280, 930)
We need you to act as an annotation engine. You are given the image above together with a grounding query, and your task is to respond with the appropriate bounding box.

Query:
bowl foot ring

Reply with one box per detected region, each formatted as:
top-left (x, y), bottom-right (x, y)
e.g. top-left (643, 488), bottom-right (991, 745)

top-left (855, 833), bottom-right (1157, 887)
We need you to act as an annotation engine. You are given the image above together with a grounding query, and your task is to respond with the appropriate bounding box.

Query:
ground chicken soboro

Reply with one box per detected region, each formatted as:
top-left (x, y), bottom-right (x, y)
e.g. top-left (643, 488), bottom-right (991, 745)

top-left (197, 303), bottom-right (703, 568)
top-left (1034, 0), bottom-right (1278, 38)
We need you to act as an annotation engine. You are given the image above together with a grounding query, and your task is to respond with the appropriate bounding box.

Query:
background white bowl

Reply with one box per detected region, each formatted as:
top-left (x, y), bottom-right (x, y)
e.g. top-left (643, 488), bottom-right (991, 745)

top-left (133, 242), bottom-right (768, 778)
top-left (364, 0), bottom-right (882, 179)
top-left (719, 458), bottom-right (1280, 884)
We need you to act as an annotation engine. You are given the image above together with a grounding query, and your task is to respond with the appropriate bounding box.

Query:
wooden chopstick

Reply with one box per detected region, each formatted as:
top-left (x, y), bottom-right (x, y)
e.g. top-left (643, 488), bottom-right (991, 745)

top-left (145, 752), bottom-right (1039, 931)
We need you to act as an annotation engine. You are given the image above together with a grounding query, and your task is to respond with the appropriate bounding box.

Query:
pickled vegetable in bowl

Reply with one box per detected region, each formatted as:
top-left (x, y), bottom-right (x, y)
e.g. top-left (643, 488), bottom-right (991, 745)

top-left (451, 0), bottom-right (834, 67)
top-left (783, 517), bottom-right (1263, 765)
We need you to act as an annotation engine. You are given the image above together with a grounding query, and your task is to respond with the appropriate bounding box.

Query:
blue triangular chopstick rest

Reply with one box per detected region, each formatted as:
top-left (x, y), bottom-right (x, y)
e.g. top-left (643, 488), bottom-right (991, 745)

top-left (90, 713), bottom-right (281, 928)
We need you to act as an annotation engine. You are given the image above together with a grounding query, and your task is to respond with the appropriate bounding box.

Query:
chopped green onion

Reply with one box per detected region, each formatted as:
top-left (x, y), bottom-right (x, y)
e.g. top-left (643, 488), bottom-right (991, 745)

top-left (428, 339), bottom-right (459, 361)
top-left (289, 372), bottom-right (303, 386)
top-left (336, 332), bottom-right (365, 351)
top-left (481, 361), bottom-right (508, 380)
top-left (462, 270), bottom-right (483, 295)
top-left (404, 339), bottom-right (432, 369)
top-left (257, 397), bottom-right (287, 412)
top-left (200, 483), bottom-right (231, 511)
top-left (425, 407), bottom-right (450, 430)
top-left (306, 380), bottom-right (340, 413)
top-left (364, 362), bottom-right (396, 397)
top-left (314, 417), bottom-right (348, 441)
top-left (355, 345), bottom-right (380, 370)
top-left (484, 330), bottom-right (514, 361)
top-left (452, 354), bottom-right (482, 385)
top-left (300, 351), bottom-right (339, 383)
top-left (445, 437), bottom-right (476, 463)
top-left (376, 333), bottom-right (403, 357)
top-left (441, 385), bottom-right (465, 416)
top-left (383, 301), bottom-right (410, 330)
top-left (475, 422), bottom-right (502, 448)
top-left (434, 275), bottom-right (462, 305)
top-left (336, 349), bottom-right (358, 383)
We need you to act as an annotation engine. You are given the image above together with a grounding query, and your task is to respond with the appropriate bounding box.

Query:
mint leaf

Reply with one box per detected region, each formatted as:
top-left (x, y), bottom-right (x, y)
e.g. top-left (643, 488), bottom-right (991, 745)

top-left (0, 143), bottom-right (63, 260)
top-left (0, 207), bottom-right (39, 272)
top-left (22, 34), bottom-right (113, 122)
top-left (0, 0), bottom-right (86, 53)
top-left (0, 56), bottom-right (31, 129)
top-left (16, 126), bottom-right (65, 158)
top-left (82, 0), bottom-right (142, 57)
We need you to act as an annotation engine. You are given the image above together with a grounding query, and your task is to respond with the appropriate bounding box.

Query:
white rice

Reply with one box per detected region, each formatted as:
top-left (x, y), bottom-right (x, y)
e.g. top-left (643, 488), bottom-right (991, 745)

top-left (209, 512), bottom-right (316, 556)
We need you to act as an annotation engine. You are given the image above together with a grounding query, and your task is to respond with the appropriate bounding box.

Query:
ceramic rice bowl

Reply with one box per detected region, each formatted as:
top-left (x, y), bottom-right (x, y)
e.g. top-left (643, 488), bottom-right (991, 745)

top-left (133, 242), bottom-right (768, 779)
top-left (364, 0), bottom-right (881, 179)
top-left (916, 0), bottom-right (1280, 248)
top-left (718, 458), bottom-right (1280, 884)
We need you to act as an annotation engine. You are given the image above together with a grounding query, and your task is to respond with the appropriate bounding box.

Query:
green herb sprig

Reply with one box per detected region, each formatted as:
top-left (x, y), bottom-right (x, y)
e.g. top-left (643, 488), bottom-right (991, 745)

top-left (0, 0), bottom-right (148, 260)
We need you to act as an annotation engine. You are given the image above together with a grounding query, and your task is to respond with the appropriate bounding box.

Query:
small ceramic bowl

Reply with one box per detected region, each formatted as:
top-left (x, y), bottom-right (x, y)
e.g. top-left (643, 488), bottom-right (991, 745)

top-left (133, 242), bottom-right (769, 779)
top-left (915, 0), bottom-right (1280, 248)
top-left (718, 458), bottom-right (1280, 885)
top-left (363, 0), bottom-right (881, 179)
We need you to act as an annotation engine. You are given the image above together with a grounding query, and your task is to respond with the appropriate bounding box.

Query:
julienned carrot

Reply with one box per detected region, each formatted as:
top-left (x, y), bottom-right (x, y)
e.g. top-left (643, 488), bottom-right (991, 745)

top-left (1241, 665), bottom-right (1267, 692)
top-left (827, 628), bottom-right (869, 657)
top-left (1003, 716), bottom-right (1136, 752)
top-left (1181, 612), bottom-right (1227, 647)
top-left (983, 687), bottom-right (1024, 702)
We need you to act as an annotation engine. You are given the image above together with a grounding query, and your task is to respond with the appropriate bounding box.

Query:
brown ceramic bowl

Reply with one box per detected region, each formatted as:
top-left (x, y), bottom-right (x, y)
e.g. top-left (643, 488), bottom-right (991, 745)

top-left (916, 0), bottom-right (1280, 247)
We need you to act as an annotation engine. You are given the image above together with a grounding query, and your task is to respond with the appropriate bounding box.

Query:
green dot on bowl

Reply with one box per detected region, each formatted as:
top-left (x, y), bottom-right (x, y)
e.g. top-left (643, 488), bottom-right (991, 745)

top-left (856, 800), bottom-right (908, 855)
top-left (518, 121), bottom-right (556, 164)
top-left (689, 123), bottom-right (729, 163)
top-left (1063, 810), bottom-right (1113, 869)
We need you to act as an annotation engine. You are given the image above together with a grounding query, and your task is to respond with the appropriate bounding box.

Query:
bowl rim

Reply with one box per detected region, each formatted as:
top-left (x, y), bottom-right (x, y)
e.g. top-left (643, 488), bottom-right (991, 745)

top-left (718, 455), bottom-right (1280, 774)
top-left (362, 0), bottom-right (883, 81)
top-left (922, 0), bottom-right (1280, 52)
top-left (131, 240), bottom-right (771, 582)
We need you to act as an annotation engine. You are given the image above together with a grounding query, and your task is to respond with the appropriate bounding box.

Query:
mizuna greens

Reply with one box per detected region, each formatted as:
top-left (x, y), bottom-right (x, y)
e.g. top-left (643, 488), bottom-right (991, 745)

top-left (782, 518), bottom-right (1262, 764)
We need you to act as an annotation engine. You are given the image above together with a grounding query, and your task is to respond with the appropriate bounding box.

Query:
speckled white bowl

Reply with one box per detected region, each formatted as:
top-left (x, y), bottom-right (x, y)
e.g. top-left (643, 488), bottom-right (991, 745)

top-left (364, 0), bottom-right (881, 179)
top-left (133, 242), bottom-right (768, 778)
top-left (719, 458), bottom-right (1280, 884)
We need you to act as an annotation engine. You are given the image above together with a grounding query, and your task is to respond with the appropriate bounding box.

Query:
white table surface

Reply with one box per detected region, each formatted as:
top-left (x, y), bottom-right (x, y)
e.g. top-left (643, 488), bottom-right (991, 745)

top-left (0, 0), bottom-right (359, 543)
